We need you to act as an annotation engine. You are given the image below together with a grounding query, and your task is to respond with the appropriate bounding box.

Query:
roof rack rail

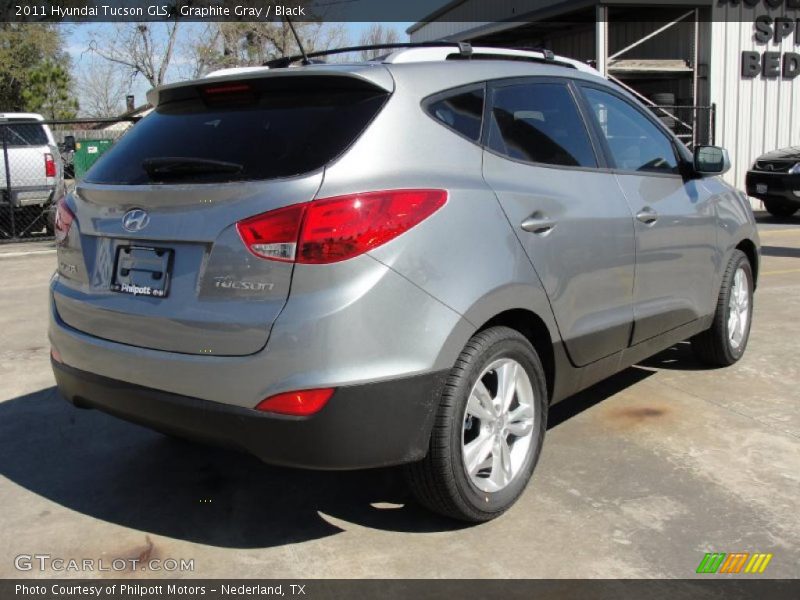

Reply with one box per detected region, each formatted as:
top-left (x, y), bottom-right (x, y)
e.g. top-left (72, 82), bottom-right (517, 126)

top-left (263, 42), bottom-right (473, 68)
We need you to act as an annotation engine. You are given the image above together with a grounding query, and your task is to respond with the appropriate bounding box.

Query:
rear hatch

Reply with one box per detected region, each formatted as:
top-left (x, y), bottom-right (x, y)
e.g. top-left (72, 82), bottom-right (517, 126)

top-left (53, 70), bottom-right (392, 356)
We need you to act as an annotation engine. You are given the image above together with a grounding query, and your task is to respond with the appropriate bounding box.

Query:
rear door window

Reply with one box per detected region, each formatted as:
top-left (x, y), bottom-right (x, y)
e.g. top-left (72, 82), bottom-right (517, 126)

top-left (1, 121), bottom-right (48, 147)
top-left (85, 79), bottom-right (389, 185)
top-left (487, 81), bottom-right (598, 168)
top-left (426, 86), bottom-right (484, 142)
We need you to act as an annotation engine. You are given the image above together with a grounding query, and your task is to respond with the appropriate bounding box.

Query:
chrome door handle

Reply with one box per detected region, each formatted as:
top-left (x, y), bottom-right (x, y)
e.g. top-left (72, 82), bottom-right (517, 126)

top-left (521, 214), bottom-right (557, 235)
top-left (636, 208), bottom-right (658, 225)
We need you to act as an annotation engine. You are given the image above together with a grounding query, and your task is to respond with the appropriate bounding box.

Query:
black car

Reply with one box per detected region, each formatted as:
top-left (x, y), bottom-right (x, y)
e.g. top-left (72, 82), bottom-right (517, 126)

top-left (746, 146), bottom-right (800, 218)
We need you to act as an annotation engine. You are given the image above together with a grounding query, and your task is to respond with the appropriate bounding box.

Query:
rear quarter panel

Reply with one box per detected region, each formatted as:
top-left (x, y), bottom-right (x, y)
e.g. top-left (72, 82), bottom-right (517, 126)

top-left (315, 67), bottom-right (562, 371)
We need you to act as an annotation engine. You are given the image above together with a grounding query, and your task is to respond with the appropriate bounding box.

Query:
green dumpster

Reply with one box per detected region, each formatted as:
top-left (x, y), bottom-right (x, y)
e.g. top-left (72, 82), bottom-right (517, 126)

top-left (74, 139), bottom-right (113, 179)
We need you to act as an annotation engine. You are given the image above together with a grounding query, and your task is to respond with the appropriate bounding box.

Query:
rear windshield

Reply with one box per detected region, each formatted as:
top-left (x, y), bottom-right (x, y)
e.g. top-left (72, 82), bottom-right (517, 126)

top-left (85, 84), bottom-right (388, 185)
top-left (0, 121), bottom-right (48, 147)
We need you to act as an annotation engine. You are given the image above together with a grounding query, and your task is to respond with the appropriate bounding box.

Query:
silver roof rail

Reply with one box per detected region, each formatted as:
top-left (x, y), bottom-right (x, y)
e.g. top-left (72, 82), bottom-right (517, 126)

top-left (382, 46), bottom-right (600, 76)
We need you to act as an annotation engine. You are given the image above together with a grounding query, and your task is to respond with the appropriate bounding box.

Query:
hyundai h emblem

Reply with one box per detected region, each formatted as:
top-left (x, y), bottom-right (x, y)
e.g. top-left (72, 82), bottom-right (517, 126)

top-left (122, 209), bottom-right (150, 232)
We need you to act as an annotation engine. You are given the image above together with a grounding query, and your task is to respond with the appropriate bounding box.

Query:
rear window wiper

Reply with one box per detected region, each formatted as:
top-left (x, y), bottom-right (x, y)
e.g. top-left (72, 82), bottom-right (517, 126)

top-left (142, 157), bottom-right (244, 180)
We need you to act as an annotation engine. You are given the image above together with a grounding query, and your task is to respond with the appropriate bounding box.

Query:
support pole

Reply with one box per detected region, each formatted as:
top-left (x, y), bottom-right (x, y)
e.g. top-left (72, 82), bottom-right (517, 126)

top-left (596, 5), bottom-right (608, 77)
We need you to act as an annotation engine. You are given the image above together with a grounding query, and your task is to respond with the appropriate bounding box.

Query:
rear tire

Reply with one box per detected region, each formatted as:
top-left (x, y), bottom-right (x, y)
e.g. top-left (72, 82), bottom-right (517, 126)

top-left (405, 326), bottom-right (548, 522)
top-left (691, 250), bottom-right (753, 367)
top-left (764, 201), bottom-right (798, 218)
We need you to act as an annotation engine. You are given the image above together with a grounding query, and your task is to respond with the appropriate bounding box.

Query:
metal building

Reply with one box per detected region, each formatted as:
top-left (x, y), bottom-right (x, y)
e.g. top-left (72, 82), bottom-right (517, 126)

top-left (409, 1), bottom-right (800, 204)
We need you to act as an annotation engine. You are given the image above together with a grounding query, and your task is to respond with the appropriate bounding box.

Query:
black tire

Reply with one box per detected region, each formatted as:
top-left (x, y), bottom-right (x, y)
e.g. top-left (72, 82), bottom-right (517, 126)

top-left (404, 326), bottom-right (548, 522)
top-left (764, 201), bottom-right (798, 218)
top-left (691, 250), bottom-right (754, 367)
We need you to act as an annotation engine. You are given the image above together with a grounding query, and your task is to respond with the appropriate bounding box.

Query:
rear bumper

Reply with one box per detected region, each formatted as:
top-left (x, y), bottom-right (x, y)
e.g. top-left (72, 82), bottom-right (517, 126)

top-left (0, 185), bottom-right (54, 206)
top-left (746, 171), bottom-right (800, 206)
top-left (52, 359), bottom-right (446, 470)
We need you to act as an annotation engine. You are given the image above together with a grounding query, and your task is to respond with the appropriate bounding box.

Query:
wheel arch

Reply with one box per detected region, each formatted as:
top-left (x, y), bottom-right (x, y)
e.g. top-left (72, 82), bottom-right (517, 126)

top-left (475, 309), bottom-right (556, 402)
top-left (736, 238), bottom-right (759, 288)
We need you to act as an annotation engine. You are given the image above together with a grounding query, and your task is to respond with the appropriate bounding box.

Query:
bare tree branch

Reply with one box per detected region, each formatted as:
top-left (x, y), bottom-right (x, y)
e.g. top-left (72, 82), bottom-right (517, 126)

top-left (87, 22), bottom-right (181, 89)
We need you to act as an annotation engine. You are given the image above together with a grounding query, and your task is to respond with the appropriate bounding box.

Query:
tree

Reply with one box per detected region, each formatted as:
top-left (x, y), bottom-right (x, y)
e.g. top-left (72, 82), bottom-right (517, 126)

top-left (78, 59), bottom-right (132, 118)
top-left (22, 61), bottom-right (79, 119)
top-left (359, 24), bottom-right (400, 61)
top-left (0, 23), bottom-right (65, 111)
top-left (87, 21), bottom-right (180, 88)
top-left (188, 21), bottom-right (349, 78)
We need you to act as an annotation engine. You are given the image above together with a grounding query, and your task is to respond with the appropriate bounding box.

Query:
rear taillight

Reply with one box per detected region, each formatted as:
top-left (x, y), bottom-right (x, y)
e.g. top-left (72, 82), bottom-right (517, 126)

top-left (236, 189), bottom-right (447, 264)
top-left (237, 203), bottom-right (306, 262)
top-left (44, 153), bottom-right (56, 178)
top-left (255, 388), bottom-right (335, 416)
top-left (54, 197), bottom-right (74, 244)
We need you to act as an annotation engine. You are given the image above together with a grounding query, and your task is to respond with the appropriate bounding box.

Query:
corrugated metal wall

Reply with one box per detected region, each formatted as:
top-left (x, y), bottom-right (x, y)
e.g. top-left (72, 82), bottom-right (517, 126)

top-left (710, 7), bottom-right (800, 203)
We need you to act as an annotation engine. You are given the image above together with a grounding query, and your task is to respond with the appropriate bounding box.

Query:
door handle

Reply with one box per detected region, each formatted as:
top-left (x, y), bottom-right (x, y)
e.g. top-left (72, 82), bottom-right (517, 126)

top-left (636, 207), bottom-right (658, 225)
top-left (521, 213), bottom-right (557, 235)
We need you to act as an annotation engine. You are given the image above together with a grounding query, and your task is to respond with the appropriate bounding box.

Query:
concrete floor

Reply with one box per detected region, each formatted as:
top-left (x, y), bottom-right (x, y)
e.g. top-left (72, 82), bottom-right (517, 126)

top-left (0, 214), bottom-right (798, 579)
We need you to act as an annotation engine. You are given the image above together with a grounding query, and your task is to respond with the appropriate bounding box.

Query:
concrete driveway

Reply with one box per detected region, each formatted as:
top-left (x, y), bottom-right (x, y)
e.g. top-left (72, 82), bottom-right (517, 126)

top-left (0, 214), bottom-right (798, 579)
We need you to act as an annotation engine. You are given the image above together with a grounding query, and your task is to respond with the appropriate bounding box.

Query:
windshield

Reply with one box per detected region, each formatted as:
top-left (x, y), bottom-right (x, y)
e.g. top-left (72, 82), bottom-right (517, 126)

top-left (85, 86), bottom-right (388, 185)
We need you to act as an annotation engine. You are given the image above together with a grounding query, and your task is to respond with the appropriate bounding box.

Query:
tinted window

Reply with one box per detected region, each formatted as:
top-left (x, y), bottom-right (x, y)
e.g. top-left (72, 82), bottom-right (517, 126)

top-left (427, 87), bottom-right (484, 141)
top-left (86, 88), bottom-right (387, 184)
top-left (487, 82), bottom-right (597, 168)
top-left (1, 121), bottom-right (48, 147)
top-left (583, 88), bottom-right (679, 174)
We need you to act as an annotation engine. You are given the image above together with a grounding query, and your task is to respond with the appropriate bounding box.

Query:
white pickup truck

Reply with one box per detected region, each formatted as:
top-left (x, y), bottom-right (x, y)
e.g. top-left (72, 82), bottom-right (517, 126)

top-left (0, 112), bottom-right (66, 236)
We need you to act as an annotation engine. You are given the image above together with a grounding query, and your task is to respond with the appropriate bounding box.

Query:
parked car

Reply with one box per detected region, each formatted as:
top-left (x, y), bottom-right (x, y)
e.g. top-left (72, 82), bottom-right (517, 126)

top-left (746, 146), bottom-right (800, 217)
top-left (0, 112), bottom-right (65, 236)
top-left (49, 45), bottom-right (760, 522)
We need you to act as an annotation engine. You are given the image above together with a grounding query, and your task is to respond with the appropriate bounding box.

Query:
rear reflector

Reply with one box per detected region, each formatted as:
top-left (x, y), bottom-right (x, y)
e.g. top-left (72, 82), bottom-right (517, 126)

top-left (44, 153), bottom-right (56, 178)
top-left (50, 347), bottom-right (63, 364)
top-left (237, 189), bottom-right (447, 264)
top-left (54, 196), bottom-right (74, 245)
top-left (255, 388), bottom-right (335, 416)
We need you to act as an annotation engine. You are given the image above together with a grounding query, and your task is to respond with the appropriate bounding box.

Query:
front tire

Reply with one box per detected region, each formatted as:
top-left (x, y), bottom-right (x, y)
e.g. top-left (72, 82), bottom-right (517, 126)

top-left (405, 326), bottom-right (548, 522)
top-left (691, 250), bottom-right (754, 367)
top-left (764, 201), bottom-right (798, 218)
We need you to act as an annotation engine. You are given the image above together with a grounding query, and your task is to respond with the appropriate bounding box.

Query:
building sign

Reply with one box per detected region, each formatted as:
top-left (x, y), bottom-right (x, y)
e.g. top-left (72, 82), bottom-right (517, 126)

top-left (723, 1), bottom-right (800, 79)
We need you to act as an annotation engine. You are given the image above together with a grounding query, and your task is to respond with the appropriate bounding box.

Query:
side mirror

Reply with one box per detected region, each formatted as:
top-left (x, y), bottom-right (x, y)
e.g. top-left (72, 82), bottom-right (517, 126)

top-left (62, 135), bottom-right (76, 153)
top-left (694, 145), bottom-right (730, 176)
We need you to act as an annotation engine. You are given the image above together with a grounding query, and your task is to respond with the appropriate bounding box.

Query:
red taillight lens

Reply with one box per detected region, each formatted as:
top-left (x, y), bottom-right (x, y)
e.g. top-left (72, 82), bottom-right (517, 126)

top-left (236, 203), bottom-right (307, 261)
top-left (255, 388), bottom-right (335, 416)
top-left (236, 189), bottom-right (447, 264)
top-left (299, 189), bottom-right (447, 264)
top-left (54, 196), bottom-right (74, 244)
top-left (44, 153), bottom-right (56, 178)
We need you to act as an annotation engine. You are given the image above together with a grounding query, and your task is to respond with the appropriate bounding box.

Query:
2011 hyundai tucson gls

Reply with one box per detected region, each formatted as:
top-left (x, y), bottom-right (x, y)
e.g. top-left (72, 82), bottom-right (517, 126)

top-left (49, 45), bottom-right (760, 522)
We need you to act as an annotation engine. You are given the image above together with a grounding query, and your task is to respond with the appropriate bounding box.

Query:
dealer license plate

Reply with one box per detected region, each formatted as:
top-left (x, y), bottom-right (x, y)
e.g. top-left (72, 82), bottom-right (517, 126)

top-left (111, 245), bottom-right (173, 298)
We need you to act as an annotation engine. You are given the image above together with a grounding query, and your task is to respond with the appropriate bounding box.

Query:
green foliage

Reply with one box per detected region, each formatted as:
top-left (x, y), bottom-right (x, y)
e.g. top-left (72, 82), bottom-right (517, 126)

top-left (0, 23), bottom-right (78, 117)
top-left (22, 61), bottom-right (78, 119)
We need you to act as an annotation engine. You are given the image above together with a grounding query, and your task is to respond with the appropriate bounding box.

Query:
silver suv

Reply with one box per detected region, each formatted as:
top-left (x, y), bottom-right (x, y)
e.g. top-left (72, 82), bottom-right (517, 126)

top-left (49, 45), bottom-right (759, 522)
